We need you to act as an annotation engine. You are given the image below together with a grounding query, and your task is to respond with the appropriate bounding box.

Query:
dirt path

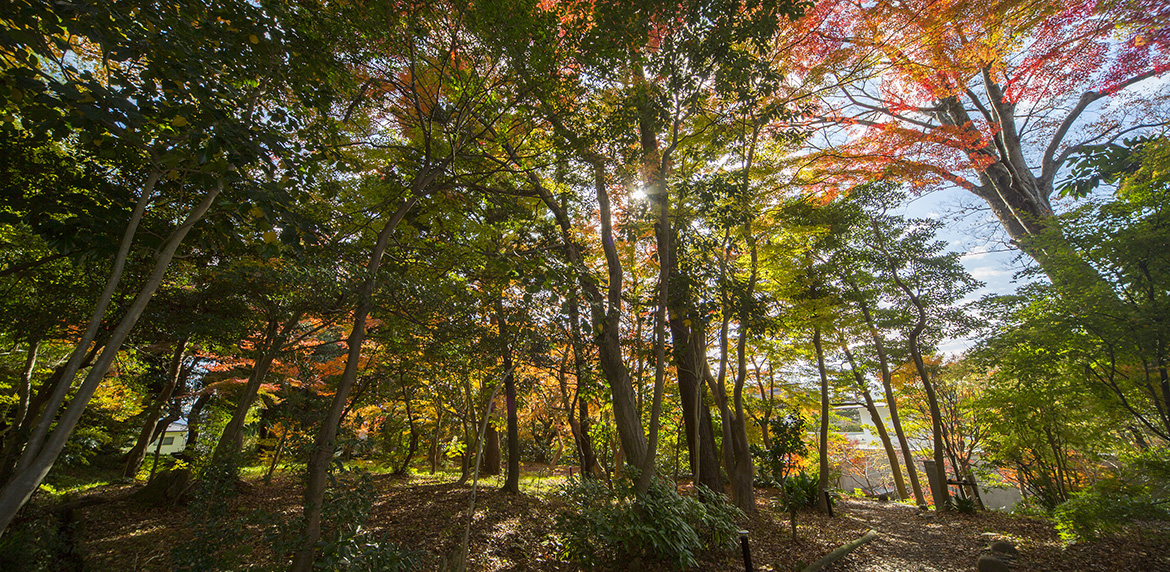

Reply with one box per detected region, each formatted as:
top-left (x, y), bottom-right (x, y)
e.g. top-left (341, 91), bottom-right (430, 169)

top-left (825, 498), bottom-right (1170, 572)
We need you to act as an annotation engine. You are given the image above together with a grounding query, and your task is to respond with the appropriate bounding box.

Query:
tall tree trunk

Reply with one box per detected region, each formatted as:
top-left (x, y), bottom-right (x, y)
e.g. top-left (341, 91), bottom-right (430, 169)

top-left (503, 129), bottom-right (646, 472)
top-left (888, 269), bottom-right (951, 512)
top-left (4, 339), bottom-right (39, 443)
top-left (482, 402), bottom-right (500, 476)
top-left (148, 402), bottom-right (183, 481)
top-left (290, 194), bottom-right (418, 572)
top-left (635, 89), bottom-right (671, 494)
top-left (123, 337), bottom-right (190, 478)
top-left (668, 284), bottom-right (725, 493)
top-left (853, 289), bottom-right (925, 506)
top-left (840, 338), bottom-right (908, 501)
top-left (813, 325), bottom-right (832, 514)
top-left (212, 311), bottom-right (303, 467)
top-left (595, 159), bottom-right (648, 471)
top-left (0, 339), bottom-right (40, 479)
top-left (496, 300), bottom-right (520, 494)
top-left (16, 171), bottom-right (161, 479)
top-left (0, 178), bottom-right (222, 535)
top-left (0, 343), bottom-right (100, 482)
top-left (264, 429), bottom-right (288, 484)
top-left (567, 290), bottom-right (600, 477)
top-left (458, 370), bottom-right (478, 486)
top-left (183, 393), bottom-right (211, 457)
top-left (428, 405), bottom-right (445, 475)
top-left (394, 381), bottom-right (420, 476)
top-left (727, 225), bottom-right (758, 513)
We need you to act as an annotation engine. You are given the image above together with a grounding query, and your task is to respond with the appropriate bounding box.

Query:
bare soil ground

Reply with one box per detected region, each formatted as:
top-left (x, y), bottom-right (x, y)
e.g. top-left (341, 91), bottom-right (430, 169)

top-left (57, 473), bottom-right (1170, 571)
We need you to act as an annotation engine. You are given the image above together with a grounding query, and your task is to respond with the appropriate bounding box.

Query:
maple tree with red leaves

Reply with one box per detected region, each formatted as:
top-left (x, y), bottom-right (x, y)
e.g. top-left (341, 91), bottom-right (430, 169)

top-left (799, 0), bottom-right (1169, 275)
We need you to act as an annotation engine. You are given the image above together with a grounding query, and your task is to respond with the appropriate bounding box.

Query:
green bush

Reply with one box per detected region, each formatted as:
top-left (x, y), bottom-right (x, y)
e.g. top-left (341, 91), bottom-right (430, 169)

top-left (951, 496), bottom-right (978, 515)
top-left (554, 473), bottom-right (743, 569)
top-left (1053, 448), bottom-right (1170, 543)
top-left (751, 413), bottom-right (808, 487)
top-left (314, 465), bottom-right (419, 572)
top-left (172, 461), bottom-right (245, 571)
top-left (782, 470), bottom-right (822, 510)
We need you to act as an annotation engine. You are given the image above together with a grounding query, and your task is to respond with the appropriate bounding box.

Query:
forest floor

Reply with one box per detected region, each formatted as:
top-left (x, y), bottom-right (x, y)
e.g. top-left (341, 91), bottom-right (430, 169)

top-left (43, 466), bottom-right (1170, 571)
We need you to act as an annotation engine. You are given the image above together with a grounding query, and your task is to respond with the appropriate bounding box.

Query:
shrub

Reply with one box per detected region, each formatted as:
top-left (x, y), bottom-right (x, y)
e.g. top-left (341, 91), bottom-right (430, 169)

top-left (951, 496), bottom-right (978, 515)
top-left (171, 461), bottom-right (244, 570)
top-left (554, 472), bottom-right (743, 569)
top-left (782, 470), bottom-right (822, 511)
top-left (258, 463), bottom-right (418, 571)
top-left (1053, 448), bottom-right (1170, 543)
top-left (751, 413), bottom-right (808, 487)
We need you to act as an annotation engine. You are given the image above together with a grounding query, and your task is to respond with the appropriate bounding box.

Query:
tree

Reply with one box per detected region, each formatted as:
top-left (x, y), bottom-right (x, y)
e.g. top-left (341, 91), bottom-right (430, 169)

top-left (804, 0), bottom-right (1169, 278)
top-left (0, 0), bottom-right (345, 534)
top-left (290, 1), bottom-right (536, 565)
top-left (870, 206), bottom-right (982, 510)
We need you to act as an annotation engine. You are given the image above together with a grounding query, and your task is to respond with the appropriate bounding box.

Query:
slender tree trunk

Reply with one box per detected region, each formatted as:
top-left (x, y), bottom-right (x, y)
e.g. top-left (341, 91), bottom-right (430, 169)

top-left (6, 339), bottom-right (39, 442)
top-left (496, 300), bottom-right (520, 494)
top-left (290, 195), bottom-right (418, 572)
top-left (428, 405), bottom-right (444, 475)
top-left (669, 289), bottom-right (725, 493)
top-left (394, 382), bottom-right (420, 476)
top-left (213, 312), bottom-right (303, 466)
top-left (726, 227), bottom-right (758, 513)
top-left (123, 337), bottom-right (190, 478)
top-left (886, 260), bottom-right (952, 511)
top-left (513, 136), bottom-right (645, 472)
top-left (853, 291), bottom-right (925, 506)
top-left (482, 402), bottom-right (500, 476)
top-left (840, 339), bottom-right (908, 501)
top-left (0, 178), bottom-right (222, 536)
top-left (183, 393), bottom-right (211, 457)
top-left (635, 101), bottom-right (671, 494)
top-left (16, 171), bottom-right (161, 478)
top-left (813, 325), bottom-right (832, 514)
top-left (567, 290), bottom-right (599, 477)
top-left (0, 339), bottom-right (40, 478)
top-left (458, 371), bottom-right (478, 486)
top-left (264, 428), bottom-right (288, 483)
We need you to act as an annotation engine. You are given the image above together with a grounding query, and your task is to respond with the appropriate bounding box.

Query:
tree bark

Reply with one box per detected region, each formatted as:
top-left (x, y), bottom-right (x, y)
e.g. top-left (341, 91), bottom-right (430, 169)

top-left (813, 325), bottom-right (832, 514)
top-left (290, 194), bottom-right (418, 572)
top-left (853, 289), bottom-right (925, 506)
top-left (727, 225), bottom-right (758, 513)
top-left (212, 311), bottom-right (303, 467)
top-left (123, 337), bottom-right (190, 478)
top-left (182, 393), bottom-right (211, 457)
top-left (635, 85), bottom-right (671, 494)
top-left (496, 299), bottom-right (520, 494)
top-left (887, 265), bottom-right (951, 511)
top-left (482, 403), bottom-right (500, 476)
top-left (428, 405), bottom-right (445, 474)
top-left (566, 289), bottom-right (600, 477)
top-left (840, 338), bottom-right (907, 501)
top-left (0, 178), bottom-right (222, 536)
top-left (394, 381), bottom-right (420, 476)
top-left (15, 170), bottom-right (161, 477)
top-left (668, 281), bottom-right (725, 493)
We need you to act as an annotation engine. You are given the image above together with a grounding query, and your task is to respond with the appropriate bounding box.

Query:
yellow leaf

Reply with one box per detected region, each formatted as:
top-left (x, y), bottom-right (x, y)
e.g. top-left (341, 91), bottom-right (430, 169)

top-left (249, 206), bottom-right (265, 219)
top-left (263, 230), bottom-right (278, 244)
top-left (249, 34), bottom-right (259, 44)
top-left (173, 115), bottom-right (188, 127)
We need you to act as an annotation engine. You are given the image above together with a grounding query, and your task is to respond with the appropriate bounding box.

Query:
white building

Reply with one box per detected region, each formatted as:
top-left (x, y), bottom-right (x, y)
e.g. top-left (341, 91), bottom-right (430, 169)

top-left (123, 422), bottom-right (188, 456)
